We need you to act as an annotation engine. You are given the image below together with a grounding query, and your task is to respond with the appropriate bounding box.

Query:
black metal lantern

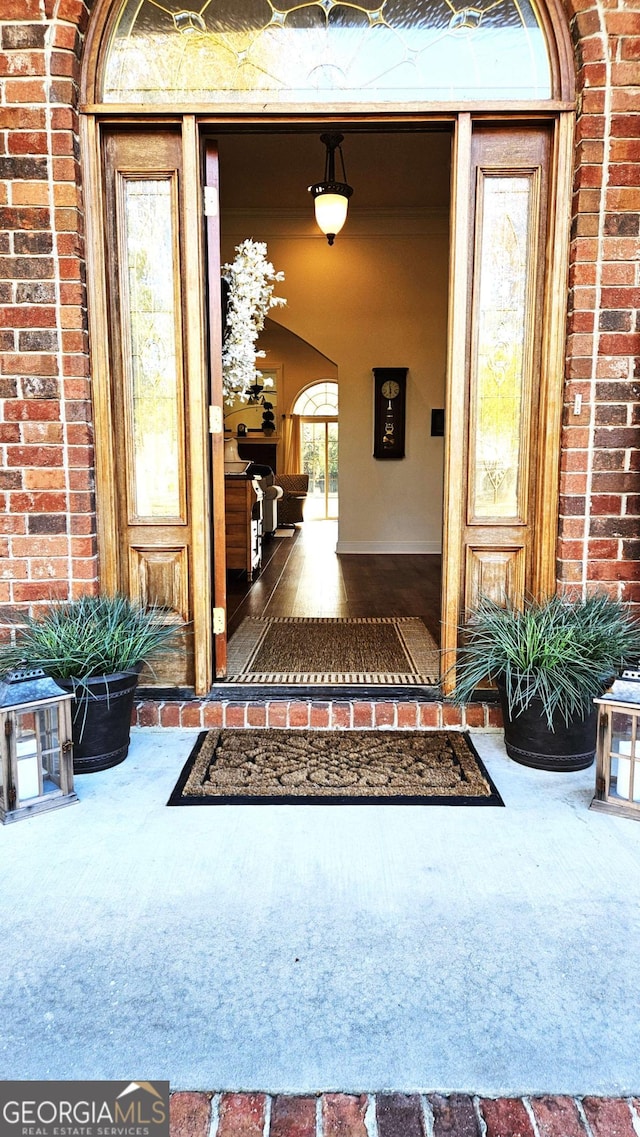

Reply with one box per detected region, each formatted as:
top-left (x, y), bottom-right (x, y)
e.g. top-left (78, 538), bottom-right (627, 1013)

top-left (0, 668), bottom-right (77, 823)
top-left (591, 669), bottom-right (640, 820)
top-left (308, 133), bottom-right (353, 245)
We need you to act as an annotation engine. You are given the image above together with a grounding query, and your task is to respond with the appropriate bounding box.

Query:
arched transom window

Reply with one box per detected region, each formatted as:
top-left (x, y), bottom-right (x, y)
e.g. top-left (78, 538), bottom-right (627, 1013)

top-left (293, 382), bottom-right (339, 417)
top-left (102, 0), bottom-right (552, 105)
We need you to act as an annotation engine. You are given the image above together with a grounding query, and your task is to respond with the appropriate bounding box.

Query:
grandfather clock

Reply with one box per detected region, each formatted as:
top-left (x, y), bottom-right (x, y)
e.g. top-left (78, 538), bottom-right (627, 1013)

top-left (372, 367), bottom-right (407, 460)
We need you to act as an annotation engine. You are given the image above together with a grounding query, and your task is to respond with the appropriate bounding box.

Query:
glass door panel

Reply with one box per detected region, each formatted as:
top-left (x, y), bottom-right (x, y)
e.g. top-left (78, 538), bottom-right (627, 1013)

top-left (469, 173), bottom-right (537, 523)
top-left (302, 419), bottom-right (339, 520)
top-left (120, 176), bottom-right (185, 522)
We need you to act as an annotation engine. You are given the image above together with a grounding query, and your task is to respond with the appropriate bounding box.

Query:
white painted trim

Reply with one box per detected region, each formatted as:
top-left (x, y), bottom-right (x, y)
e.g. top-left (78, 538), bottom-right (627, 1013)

top-left (336, 540), bottom-right (442, 554)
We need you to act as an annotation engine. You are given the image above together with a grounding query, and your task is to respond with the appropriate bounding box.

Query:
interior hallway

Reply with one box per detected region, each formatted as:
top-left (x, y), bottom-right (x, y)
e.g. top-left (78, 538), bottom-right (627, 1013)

top-left (226, 521), bottom-right (442, 643)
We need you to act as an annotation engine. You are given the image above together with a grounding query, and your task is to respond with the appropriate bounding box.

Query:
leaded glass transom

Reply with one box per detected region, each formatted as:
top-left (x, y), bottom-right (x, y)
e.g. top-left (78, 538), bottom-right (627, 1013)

top-left (294, 382), bottom-right (339, 416)
top-left (102, 0), bottom-right (552, 104)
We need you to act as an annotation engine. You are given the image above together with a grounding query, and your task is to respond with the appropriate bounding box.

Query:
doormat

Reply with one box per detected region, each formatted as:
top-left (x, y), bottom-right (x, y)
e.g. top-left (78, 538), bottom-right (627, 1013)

top-left (274, 529), bottom-right (295, 537)
top-left (226, 616), bottom-right (439, 684)
top-left (167, 729), bottom-right (504, 806)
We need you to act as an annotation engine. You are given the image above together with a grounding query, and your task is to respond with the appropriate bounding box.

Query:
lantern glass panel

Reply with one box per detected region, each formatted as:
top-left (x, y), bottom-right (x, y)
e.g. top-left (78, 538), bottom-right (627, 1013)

top-left (38, 706), bottom-right (61, 788)
top-left (14, 704), bottom-right (64, 803)
top-left (610, 710), bottom-right (640, 803)
top-left (15, 709), bottom-right (41, 800)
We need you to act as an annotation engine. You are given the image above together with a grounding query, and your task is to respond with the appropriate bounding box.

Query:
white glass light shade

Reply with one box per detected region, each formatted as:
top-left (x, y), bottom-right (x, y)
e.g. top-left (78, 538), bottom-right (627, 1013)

top-left (313, 191), bottom-right (350, 244)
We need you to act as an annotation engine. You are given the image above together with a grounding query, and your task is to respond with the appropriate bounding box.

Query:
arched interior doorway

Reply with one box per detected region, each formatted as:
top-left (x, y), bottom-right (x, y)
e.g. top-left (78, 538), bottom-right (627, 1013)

top-left (293, 382), bottom-right (339, 522)
top-left (80, 0), bottom-right (576, 694)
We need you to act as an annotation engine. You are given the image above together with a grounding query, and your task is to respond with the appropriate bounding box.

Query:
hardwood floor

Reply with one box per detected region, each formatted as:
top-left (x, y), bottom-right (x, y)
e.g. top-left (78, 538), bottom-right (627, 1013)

top-left (227, 520), bottom-right (442, 643)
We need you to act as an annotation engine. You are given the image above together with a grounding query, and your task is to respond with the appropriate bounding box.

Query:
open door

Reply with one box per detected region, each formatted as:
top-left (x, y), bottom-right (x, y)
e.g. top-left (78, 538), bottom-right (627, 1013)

top-left (441, 116), bottom-right (570, 690)
top-left (204, 140), bottom-right (228, 678)
top-left (98, 124), bottom-right (213, 692)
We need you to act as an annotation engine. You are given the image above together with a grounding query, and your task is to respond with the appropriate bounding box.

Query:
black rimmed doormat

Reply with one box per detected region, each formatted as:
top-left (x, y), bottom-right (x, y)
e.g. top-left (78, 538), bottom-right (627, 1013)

top-left (167, 729), bottom-right (504, 806)
top-left (226, 616), bottom-right (440, 685)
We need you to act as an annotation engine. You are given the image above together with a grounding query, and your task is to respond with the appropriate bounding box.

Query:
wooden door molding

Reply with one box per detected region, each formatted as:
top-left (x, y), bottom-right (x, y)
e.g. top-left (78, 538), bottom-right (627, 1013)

top-left (204, 139), bottom-right (228, 679)
top-left (183, 116), bottom-right (213, 693)
top-left (81, 113), bottom-right (120, 596)
top-left (441, 112), bottom-right (473, 686)
top-left (534, 111), bottom-right (575, 599)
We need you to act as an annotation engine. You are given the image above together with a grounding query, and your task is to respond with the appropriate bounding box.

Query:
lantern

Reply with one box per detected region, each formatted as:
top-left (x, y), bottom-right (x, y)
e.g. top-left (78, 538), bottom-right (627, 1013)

top-left (591, 669), bottom-right (640, 820)
top-left (0, 668), bottom-right (77, 823)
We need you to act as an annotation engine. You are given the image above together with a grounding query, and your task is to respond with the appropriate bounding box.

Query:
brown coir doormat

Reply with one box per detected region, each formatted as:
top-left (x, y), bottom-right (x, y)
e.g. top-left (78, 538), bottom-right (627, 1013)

top-left (226, 617), bottom-right (439, 684)
top-left (167, 730), bottom-right (504, 806)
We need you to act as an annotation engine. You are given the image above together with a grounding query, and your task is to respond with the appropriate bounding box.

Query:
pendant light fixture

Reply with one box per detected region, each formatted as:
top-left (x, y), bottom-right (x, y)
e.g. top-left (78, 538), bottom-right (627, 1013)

top-left (308, 132), bottom-right (353, 246)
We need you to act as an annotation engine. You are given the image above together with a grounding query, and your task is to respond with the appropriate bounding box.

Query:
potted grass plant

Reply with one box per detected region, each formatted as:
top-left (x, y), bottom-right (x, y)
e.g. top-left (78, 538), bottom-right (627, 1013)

top-left (0, 594), bottom-right (181, 774)
top-left (452, 594), bottom-right (640, 771)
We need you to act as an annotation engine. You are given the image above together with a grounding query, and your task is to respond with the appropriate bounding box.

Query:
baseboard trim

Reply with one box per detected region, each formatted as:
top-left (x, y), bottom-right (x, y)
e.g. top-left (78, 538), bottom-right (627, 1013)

top-left (335, 541), bottom-right (442, 554)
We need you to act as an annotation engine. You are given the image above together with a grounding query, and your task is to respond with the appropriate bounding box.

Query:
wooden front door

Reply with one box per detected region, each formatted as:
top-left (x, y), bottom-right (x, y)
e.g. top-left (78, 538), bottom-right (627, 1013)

top-left (99, 125), bottom-right (212, 691)
top-left (441, 116), bottom-right (571, 688)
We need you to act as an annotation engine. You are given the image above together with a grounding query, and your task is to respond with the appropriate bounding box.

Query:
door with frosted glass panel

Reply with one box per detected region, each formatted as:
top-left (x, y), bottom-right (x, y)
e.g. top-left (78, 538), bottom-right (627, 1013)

top-left (102, 129), bottom-right (194, 687)
top-left (442, 123), bottom-right (553, 682)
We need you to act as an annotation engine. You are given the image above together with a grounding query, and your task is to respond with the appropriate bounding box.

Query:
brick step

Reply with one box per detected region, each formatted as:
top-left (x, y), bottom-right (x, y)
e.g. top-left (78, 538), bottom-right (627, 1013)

top-left (170, 1093), bottom-right (640, 1137)
top-left (133, 699), bottom-right (501, 731)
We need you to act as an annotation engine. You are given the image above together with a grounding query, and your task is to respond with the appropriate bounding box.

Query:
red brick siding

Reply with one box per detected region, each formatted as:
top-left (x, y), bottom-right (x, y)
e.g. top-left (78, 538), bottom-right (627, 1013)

top-left (559, 0), bottom-right (640, 604)
top-left (0, 0), bottom-right (638, 635)
top-left (132, 698), bottom-right (497, 730)
top-left (168, 1093), bottom-right (640, 1137)
top-left (0, 0), bottom-right (95, 624)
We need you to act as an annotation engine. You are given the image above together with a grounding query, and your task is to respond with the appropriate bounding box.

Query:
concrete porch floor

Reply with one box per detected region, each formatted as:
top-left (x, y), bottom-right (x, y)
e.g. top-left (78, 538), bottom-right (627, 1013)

top-left (2, 728), bottom-right (640, 1096)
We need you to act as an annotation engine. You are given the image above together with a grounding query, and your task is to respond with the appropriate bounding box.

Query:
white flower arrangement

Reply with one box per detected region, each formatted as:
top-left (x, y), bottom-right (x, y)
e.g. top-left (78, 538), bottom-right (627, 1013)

top-left (221, 239), bottom-right (286, 403)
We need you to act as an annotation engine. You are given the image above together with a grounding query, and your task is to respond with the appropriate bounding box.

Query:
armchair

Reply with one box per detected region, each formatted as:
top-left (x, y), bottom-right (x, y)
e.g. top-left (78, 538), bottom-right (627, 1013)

top-left (274, 474), bottom-right (309, 526)
top-left (256, 473), bottom-right (283, 536)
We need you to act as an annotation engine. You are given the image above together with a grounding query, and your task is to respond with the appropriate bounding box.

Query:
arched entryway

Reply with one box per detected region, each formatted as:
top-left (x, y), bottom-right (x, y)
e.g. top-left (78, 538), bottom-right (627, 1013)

top-left (293, 383), bottom-right (339, 522)
top-left (80, 0), bottom-right (576, 694)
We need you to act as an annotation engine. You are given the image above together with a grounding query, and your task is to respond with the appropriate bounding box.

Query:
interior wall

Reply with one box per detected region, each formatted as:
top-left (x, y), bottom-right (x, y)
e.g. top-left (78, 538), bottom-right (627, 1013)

top-left (222, 321), bottom-right (336, 435)
top-left (259, 322), bottom-right (338, 420)
top-left (221, 178), bottom-right (449, 553)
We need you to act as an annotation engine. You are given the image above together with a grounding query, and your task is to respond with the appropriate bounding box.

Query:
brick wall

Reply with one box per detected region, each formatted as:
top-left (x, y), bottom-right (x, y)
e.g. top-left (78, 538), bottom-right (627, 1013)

top-left (0, 0), bottom-right (638, 629)
top-left (0, 0), bottom-right (95, 619)
top-left (560, 0), bottom-right (640, 603)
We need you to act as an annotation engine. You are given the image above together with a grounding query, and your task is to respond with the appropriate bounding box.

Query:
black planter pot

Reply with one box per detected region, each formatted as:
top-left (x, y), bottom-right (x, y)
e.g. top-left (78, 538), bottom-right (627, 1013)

top-left (497, 680), bottom-right (597, 772)
top-left (60, 670), bottom-right (140, 774)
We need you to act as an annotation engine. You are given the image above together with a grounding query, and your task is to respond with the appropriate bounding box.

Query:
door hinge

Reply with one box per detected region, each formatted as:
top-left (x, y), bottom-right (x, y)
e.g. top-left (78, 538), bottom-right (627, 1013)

top-left (213, 607), bottom-right (226, 635)
top-left (204, 186), bottom-right (219, 217)
top-left (209, 405), bottom-right (223, 434)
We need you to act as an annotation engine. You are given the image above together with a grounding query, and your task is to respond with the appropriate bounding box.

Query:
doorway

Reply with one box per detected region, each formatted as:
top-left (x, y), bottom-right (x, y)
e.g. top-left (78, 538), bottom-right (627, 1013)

top-left (82, 0), bottom-right (574, 694)
top-left (294, 381), bottom-right (340, 522)
top-left (301, 420), bottom-right (339, 521)
top-left (91, 119), bottom-right (571, 691)
top-left (218, 129), bottom-right (450, 671)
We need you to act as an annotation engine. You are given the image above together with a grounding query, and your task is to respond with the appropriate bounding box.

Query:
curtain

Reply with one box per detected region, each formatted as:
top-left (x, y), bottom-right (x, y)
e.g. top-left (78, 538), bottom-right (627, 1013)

top-left (281, 414), bottom-right (302, 474)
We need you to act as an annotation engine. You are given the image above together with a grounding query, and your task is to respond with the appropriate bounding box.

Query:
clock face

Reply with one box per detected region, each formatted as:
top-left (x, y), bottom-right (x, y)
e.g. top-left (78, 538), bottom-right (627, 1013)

top-left (381, 379), bottom-right (400, 399)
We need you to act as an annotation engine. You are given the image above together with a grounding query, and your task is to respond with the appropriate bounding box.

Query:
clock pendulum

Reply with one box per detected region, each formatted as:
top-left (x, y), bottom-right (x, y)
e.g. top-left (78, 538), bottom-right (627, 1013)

top-left (381, 379), bottom-right (400, 447)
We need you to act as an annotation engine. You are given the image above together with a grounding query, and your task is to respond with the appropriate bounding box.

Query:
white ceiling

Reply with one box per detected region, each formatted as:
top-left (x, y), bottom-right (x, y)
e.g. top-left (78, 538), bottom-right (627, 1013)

top-left (217, 130), bottom-right (452, 212)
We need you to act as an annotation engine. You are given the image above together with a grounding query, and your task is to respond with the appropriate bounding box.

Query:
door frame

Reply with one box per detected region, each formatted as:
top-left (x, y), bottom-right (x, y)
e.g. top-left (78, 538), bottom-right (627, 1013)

top-left (82, 108), bottom-right (574, 695)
